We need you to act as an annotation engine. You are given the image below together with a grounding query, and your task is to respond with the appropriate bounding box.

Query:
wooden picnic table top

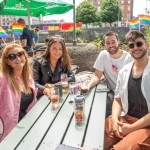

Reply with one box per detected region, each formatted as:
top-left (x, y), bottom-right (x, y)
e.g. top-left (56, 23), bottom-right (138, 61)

top-left (0, 81), bottom-right (107, 150)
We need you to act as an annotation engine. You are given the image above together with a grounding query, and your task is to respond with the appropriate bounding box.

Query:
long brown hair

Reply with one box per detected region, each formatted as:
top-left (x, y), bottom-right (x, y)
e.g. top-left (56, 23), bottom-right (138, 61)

top-left (1, 44), bottom-right (32, 95)
top-left (43, 35), bottom-right (72, 70)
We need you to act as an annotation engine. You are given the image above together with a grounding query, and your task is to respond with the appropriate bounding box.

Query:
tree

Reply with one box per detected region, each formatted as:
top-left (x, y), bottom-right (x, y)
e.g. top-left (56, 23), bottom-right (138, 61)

top-left (76, 1), bottom-right (99, 28)
top-left (100, 0), bottom-right (122, 26)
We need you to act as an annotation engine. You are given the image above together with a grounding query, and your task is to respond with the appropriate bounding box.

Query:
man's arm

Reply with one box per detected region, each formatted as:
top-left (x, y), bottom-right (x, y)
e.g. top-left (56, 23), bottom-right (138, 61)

top-left (32, 38), bottom-right (36, 48)
top-left (88, 69), bottom-right (103, 90)
top-left (21, 39), bottom-right (27, 47)
top-left (111, 98), bottom-right (123, 138)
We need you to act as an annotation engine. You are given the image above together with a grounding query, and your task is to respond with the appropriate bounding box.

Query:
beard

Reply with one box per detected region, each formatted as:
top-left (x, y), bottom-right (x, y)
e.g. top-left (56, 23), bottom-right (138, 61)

top-left (107, 45), bottom-right (119, 55)
top-left (131, 49), bottom-right (147, 60)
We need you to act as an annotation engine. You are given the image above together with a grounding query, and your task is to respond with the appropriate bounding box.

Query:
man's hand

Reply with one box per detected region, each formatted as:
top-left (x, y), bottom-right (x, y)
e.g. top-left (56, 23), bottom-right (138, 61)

top-left (112, 119), bottom-right (123, 139)
top-left (117, 122), bottom-right (133, 136)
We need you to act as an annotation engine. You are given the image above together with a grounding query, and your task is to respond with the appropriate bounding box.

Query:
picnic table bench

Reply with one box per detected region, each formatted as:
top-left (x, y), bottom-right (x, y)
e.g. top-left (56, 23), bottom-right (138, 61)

top-left (0, 81), bottom-right (107, 150)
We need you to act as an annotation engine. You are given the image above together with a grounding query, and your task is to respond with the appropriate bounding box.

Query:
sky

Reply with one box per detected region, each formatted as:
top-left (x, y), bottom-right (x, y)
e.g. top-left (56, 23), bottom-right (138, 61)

top-left (43, 0), bottom-right (150, 22)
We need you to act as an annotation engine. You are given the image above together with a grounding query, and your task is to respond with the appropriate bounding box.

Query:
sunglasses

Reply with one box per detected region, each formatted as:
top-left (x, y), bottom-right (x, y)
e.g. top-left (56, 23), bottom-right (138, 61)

top-left (128, 41), bottom-right (143, 49)
top-left (6, 51), bottom-right (24, 61)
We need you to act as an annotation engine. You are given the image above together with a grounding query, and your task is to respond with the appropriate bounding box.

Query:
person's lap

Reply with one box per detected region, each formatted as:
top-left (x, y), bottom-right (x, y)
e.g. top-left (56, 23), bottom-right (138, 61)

top-left (104, 115), bottom-right (150, 150)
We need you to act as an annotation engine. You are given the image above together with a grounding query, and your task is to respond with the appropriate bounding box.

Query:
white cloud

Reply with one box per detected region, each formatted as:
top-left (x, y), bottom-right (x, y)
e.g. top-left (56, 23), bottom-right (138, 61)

top-left (43, 0), bottom-right (84, 22)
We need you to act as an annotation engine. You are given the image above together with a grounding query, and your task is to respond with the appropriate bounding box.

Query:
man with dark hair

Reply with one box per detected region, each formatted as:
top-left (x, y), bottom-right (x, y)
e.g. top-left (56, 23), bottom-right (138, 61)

top-left (33, 26), bottom-right (40, 43)
top-left (88, 31), bottom-right (133, 117)
top-left (17, 18), bottom-right (35, 56)
top-left (104, 30), bottom-right (150, 149)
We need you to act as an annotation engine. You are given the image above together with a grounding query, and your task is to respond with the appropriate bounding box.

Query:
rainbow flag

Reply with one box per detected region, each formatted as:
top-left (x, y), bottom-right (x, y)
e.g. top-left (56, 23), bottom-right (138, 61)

top-left (12, 23), bottom-right (24, 35)
top-left (128, 18), bottom-right (140, 29)
top-left (0, 26), bottom-right (8, 38)
top-left (140, 14), bottom-right (150, 25)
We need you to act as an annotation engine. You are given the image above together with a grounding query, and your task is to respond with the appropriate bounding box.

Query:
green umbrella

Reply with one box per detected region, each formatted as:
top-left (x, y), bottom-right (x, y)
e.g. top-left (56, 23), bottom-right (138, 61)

top-left (0, 0), bottom-right (74, 17)
top-left (0, 0), bottom-right (74, 27)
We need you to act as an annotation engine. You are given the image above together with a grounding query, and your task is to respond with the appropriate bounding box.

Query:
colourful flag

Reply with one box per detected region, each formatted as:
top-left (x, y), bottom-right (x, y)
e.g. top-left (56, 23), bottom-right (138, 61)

top-left (0, 26), bottom-right (8, 38)
top-left (128, 18), bottom-right (140, 29)
top-left (140, 14), bottom-right (150, 25)
top-left (12, 23), bottom-right (25, 35)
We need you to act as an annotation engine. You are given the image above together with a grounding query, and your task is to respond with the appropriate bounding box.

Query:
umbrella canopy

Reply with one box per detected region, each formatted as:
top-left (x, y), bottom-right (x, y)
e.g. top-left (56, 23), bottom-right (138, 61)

top-left (0, 0), bottom-right (74, 17)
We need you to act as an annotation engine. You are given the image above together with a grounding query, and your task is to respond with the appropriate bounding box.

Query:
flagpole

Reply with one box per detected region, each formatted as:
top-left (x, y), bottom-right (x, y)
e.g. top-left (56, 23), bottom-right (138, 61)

top-left (13, 34), bottom-right (15, 44)
top-left (2, 38), bottom-right (7, 46)
top-left (139, 15), bottom-right (141, 32)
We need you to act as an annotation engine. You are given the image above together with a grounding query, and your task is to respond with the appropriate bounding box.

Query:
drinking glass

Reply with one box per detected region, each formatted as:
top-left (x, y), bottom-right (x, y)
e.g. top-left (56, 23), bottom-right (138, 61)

top-left (69, 82), bottom-right (77, 102)
top-left (61, 73), bottom-right (68, 92)
top-left (50, 87), bottom-right (60, 109)
top-left (81, 80), bottom-right (88, 94)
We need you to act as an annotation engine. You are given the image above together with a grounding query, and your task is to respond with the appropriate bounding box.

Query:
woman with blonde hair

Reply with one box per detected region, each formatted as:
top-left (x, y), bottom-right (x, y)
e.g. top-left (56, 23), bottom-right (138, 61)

top-left (0, 44), bottom-right (37, 141)
top-left (33, 35), bottom-right (75, 98)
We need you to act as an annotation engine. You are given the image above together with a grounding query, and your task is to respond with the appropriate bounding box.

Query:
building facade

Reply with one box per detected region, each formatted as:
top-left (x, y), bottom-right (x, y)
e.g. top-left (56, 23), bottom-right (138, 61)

top-left (0, 16), bottom-right (40, 27)
top-left (89, 0), bottom-right (134, 22)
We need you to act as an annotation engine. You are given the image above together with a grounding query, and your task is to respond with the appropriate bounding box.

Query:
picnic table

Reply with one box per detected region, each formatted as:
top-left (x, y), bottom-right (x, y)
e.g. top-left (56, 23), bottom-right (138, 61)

top-left (0, 81), bottom-right (107, 150)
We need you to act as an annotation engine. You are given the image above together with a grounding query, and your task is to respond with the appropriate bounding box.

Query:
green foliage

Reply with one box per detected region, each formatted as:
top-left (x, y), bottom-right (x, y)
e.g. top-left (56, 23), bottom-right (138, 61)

top-left (144, 26), bottom-right (150, 44)
top-left (76, 1), bottom-right (99, 27)
top-left (100, 0), bottom-right (122, 26)
top-left (67, 28), bottom-right (83, 35)
top-left (91, 38), bottom-right (103, 49)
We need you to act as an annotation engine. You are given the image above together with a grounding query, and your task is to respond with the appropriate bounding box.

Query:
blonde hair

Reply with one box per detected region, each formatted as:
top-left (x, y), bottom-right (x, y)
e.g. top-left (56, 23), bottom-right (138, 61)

top-left (1, 44), bottom-right (32, 95)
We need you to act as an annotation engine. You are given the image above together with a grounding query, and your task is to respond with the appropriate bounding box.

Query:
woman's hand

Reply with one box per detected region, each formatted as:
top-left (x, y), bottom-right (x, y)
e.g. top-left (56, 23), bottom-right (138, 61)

top-left (43, 88), bottom-right (51, 98)
top-left (44, 83), bottom-right (54, 89)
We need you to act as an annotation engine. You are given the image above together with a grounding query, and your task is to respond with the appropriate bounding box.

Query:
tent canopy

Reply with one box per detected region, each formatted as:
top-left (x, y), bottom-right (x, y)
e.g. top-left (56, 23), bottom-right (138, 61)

top-left (0, 0), bottom-right (74, 17)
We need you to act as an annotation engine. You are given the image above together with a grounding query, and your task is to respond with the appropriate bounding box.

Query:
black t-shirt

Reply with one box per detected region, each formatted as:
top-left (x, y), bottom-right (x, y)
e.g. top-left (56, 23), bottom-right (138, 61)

top-left (20, 27), bottom-right (33, 48)
top-left (19, 90), bottom-right (34, 122)
top-left (128, 71), bottom-right (148, 119)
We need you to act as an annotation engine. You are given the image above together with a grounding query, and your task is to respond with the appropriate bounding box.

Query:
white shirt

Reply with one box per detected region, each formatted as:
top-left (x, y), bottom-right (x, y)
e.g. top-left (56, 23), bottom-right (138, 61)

top-left (115, 58), bottom-right (150, 116)
top-left (94, 50), bottom-right (133, 91)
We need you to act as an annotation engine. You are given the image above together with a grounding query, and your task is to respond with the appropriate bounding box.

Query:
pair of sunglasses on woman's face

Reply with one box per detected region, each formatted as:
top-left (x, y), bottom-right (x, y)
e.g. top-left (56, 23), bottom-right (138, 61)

top-left (6, 51), bottom-right (24, 61)
top-left (128, 41), bottom-right (144, 49)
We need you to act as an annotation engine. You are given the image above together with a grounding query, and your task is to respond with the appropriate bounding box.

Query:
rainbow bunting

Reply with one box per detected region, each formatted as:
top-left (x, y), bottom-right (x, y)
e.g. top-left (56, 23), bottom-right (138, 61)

top-left (12, 23), bottom-right (25, 35)
top-left (140, 14), bottom-right (150, 25)
top-left (0, 26), bottom-right (8, 39)
top-left (128, 18), bottom-right (140, 29)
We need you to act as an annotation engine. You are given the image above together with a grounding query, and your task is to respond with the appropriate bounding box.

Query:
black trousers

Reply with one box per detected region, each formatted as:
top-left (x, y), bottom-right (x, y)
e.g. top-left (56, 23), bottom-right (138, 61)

top-left (106, 90), bottom-right (114, 118)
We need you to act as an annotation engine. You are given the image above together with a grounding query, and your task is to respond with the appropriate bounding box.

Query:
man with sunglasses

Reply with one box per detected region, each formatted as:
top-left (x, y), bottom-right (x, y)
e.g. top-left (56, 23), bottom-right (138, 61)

top-left (33, 26), bottom-right (40, 44)
top-left (104, 30), bottom-right (150, 149)
top-left (88, 31), bottom-right (133, 117)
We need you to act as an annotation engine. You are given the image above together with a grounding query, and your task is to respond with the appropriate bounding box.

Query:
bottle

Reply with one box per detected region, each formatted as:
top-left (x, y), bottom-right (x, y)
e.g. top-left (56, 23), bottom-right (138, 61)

top-left (74, 95), bottom-right (85, 125)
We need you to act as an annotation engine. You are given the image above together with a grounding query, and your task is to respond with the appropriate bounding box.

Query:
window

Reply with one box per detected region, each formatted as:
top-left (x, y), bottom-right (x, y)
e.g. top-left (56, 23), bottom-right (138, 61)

top-left (127, 14), bottom-right (131, 20)
top-left (128, 0), bottom-right (131, 4)
top-left (128, 6), bottom-right (131, 11)
top-left (121, 0), bottom-right (124, 4)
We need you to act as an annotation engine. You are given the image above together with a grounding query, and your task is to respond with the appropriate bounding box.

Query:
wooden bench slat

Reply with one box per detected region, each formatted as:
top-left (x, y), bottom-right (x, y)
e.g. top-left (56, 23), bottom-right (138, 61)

top-left (38, 93), bottom-right (77, 150)
top-left (62, 87), bottom-right (96, 148)
top-left (83, 83), bottom-right (107, 149)
top-left (16, 93), bottom-right (69, 150)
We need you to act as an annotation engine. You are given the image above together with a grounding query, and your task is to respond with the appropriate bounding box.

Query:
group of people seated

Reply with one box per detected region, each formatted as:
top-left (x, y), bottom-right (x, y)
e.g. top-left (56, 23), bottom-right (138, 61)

top-left (0, 28), bottom-right (150, 149)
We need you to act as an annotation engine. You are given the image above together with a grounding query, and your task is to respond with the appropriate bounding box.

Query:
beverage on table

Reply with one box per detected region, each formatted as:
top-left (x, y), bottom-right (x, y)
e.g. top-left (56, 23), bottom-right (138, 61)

top-left (69, 82), bottom-right (77, 102)
top-left (81, 81), bottom-right (88, 94)
top-left (61, 73), bottom-right (68, 92)
top-left (74, 95), bottom-right (85, 125)
top-left (51, 95), bottom-right (60, 108)
top-left (50, 87), bottom-right (60, 109)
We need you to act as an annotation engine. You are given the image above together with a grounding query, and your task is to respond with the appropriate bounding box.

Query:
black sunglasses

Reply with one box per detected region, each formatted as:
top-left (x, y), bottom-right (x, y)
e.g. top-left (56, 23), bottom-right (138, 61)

top-left (6, 51), bottom-right (24, 61)
top-left (128, 41), bottom-right (143, 49)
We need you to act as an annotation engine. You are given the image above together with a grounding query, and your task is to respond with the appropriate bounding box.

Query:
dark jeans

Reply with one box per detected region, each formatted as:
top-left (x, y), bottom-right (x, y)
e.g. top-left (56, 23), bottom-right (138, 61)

top-left (106, 90), bottom-right (114, 118)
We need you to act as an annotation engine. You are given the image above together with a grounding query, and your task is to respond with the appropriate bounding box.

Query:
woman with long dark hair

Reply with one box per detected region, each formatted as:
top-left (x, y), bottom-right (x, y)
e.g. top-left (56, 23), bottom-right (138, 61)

top-left (33, 35), bottom-right (75, 98)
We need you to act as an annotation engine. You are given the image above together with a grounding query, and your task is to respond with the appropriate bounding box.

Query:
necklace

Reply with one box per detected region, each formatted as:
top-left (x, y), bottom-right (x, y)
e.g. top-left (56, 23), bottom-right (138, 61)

top-left (50, 63), bottom-right (56, 68)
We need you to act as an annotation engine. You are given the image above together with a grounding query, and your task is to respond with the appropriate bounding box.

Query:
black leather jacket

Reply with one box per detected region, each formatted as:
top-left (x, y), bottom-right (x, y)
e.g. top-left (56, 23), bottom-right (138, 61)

top-left (32, 57), bottom-right (75, 96)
